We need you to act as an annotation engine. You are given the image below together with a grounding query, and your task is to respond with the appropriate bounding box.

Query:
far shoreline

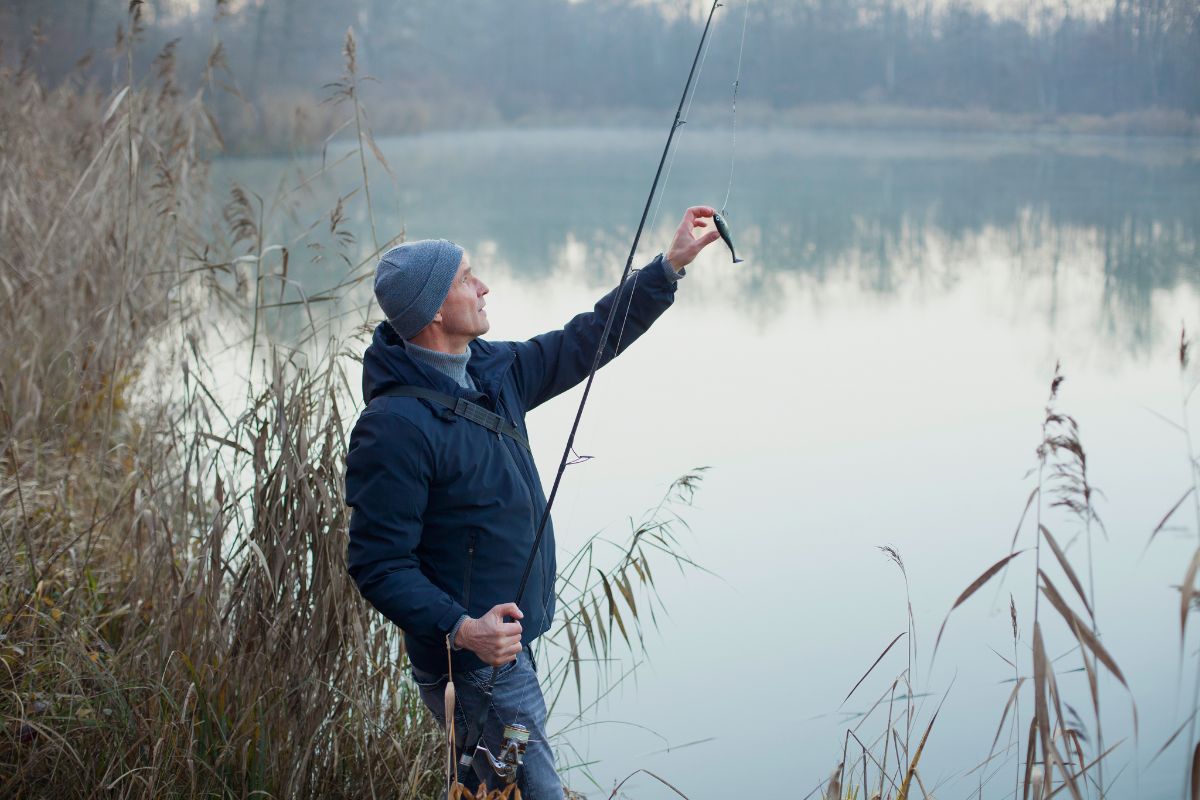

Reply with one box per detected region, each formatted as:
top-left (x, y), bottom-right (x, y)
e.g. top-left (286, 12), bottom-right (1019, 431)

top-left (216, 100), bottom-right (1199, 159)
top-left (214, 108), bottom-right (1200, 167)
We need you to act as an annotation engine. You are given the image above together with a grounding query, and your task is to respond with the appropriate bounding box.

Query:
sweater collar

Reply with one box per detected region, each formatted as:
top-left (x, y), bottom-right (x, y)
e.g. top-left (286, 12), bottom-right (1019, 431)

top-left (402, 340), bottom-right (474, 390)
top-left (361, 322), bottom-right (514, 404)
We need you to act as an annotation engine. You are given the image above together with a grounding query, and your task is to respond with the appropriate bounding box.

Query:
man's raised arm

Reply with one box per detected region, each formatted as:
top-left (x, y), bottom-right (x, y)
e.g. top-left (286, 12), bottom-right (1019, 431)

top-left (510, 206), bottom-right (720, 411)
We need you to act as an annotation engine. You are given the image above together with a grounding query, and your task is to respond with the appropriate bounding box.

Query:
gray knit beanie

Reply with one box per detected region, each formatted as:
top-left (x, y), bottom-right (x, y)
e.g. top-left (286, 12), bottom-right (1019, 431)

top-left (374, 239), bottom-right (464, 339)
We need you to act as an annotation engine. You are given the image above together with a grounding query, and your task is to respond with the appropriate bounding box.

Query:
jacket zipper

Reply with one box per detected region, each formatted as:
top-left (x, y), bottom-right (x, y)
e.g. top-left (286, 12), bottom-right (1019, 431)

top-left (462, 530), bottom-right (478, 610)
top-left (495, 392), bottom-right (552, 616)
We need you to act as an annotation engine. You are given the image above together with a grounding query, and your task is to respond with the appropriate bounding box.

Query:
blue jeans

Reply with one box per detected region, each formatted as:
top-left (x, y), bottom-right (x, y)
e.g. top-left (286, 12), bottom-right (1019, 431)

top-left (411, 649), bottom-right (563, 799)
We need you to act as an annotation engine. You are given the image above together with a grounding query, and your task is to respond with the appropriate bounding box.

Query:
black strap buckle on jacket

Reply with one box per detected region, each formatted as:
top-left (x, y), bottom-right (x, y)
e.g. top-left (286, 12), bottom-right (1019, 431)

top-left (372, 385), bottom-right (532, 453)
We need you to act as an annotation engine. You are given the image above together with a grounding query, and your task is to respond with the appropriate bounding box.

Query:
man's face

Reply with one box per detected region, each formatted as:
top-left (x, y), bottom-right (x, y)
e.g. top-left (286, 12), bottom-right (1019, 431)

top-left (435, 253), bottom-right (490, 344)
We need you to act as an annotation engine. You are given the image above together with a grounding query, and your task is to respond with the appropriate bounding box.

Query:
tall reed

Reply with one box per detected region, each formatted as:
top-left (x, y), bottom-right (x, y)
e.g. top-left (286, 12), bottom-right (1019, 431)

top-left (0, 17), bottom-right (708, 797)
top-left (0, 18), bottom-right (447, 796)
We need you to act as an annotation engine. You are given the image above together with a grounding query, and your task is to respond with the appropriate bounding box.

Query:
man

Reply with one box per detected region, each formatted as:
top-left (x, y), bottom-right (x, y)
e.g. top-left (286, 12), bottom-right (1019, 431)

top-left (345, 206), bottom-right (720, 797)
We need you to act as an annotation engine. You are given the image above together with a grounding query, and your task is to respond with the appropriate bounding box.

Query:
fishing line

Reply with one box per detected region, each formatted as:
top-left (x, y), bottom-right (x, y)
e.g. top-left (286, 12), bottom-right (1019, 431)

top-left (624, 4), bottom-right (722, 359)
top-left (720, 0), bottom-right (751, 214)
top-left (512, 0), bottom-right (724, 618)
top-left (647, 9), bottom-right (717, 237)
top-left (458, 3), bottom-right (728, 781)
top-left (535, 0), bottom-right (719, 634)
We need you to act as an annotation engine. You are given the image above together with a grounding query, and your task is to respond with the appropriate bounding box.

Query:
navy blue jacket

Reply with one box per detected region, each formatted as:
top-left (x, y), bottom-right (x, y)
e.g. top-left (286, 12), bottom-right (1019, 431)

top-left (345, 255), bottom-right (678, 674)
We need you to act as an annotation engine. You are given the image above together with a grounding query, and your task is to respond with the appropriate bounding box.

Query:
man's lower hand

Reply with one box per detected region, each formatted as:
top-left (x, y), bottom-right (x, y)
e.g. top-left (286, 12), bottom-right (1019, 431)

top-left (455, 603), bottom-right (524, 667)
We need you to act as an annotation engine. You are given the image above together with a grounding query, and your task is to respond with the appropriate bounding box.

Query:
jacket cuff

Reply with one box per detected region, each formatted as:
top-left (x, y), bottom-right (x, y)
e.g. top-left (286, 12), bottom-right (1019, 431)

top-left (448, 614), bottom-right (469, 651)
top-left (437, 602), bottom-right (468, 639)
top-left (659, 253), bottom-right (686, 282)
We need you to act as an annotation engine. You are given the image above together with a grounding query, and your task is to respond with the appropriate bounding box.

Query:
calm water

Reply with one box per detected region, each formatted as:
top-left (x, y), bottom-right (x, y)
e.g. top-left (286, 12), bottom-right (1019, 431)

top-left (215, 128), bottom-right (1200, 798)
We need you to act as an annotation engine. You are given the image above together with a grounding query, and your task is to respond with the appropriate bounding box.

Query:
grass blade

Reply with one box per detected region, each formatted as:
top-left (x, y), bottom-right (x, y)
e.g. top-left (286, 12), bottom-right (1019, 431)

top-left (597, 569), bottom-right (630, 646)
top-left (934, 550), bottom-right (1027, 657)
top-left (1147, 709), bottom-right (1199, 767)
top-left (841, 632), bottom-right (905, 707)
top-left (1147, 487), bottom-right (1194, 551)
top-left (1023, 714), bottom-right (1038, 800)
top-left (1032, 623), bottom-right (1054, 796)
top-left (1181, 549), bottom-right (1200, 646)
top-left (1039, 571), bottom-right (1127, 689)
top-left (1046, 739), bottom-right (1125, 797)
top-left (1192, 742), bottom-right (1200, 800)
top-left (989, 678), bottom-right (1027, 757)
top-left (1011, 487), bottom-right (1039, 551)
top-left (897, 691), bottom-right (945, 800)
top-left (1039, 525), bottom-right (1092, 619)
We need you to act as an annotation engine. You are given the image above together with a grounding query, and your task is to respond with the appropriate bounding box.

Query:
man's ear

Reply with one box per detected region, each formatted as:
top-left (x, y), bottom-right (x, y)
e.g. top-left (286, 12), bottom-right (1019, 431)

top-left (431, 310), bottom-right (443, 324)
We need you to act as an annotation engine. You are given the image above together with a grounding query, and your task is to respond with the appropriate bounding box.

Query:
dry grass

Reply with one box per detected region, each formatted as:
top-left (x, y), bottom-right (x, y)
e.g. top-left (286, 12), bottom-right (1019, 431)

top-left (816, 359), bottom-right (1199, 800)
top-left (0, 17), bottom-right (446, 798)
top-left (0, 16), bottom-right (708, 798)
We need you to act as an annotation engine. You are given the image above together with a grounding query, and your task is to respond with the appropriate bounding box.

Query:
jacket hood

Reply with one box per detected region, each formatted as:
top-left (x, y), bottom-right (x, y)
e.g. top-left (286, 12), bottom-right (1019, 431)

top-left (361, 322), bottom-right (515, 404)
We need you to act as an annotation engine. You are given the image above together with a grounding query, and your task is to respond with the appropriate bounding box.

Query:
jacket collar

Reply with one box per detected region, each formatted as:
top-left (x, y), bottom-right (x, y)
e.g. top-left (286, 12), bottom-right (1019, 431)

top-left (362, 322), bottom-right (514, 406)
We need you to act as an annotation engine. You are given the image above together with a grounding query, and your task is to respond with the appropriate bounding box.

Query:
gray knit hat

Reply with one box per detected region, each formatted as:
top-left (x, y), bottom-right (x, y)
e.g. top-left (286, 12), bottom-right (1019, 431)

top-left (374, 239), bottom-right (464, 339)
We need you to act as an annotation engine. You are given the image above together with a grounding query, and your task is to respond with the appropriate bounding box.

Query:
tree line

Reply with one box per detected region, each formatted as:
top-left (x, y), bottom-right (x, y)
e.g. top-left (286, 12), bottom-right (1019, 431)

top-left (3, 0), bottom-right (1197, 142)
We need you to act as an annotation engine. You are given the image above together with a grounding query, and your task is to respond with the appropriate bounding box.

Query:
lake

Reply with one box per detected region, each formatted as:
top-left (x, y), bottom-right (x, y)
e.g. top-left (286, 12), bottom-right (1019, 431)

top-left (213, 127), bottom-right (1200, 798)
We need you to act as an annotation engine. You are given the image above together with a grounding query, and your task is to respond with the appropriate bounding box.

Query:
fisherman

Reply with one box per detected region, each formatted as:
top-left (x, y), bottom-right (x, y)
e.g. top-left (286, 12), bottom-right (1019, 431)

top-left (344, 206), bottom-right (720, 798)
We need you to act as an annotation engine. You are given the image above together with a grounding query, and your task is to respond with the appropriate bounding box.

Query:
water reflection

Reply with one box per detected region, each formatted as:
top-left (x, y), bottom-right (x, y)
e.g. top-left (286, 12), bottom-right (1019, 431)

top-left (213, 129), bottom-right (1199, 356)
top-left (209, 130), bottom-right (1200, 797)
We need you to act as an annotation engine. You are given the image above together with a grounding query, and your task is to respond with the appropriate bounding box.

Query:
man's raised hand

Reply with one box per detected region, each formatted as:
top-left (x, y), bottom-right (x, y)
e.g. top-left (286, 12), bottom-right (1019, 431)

top-left (456, 603), bottom-right (524, 667)
top-left (665, 205), bottom-right (721, 270)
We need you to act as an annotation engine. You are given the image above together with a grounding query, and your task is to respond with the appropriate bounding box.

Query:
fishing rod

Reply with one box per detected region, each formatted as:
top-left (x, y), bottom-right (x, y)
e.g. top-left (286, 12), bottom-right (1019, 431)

top-left (454, 0), bottom-right (728, 786)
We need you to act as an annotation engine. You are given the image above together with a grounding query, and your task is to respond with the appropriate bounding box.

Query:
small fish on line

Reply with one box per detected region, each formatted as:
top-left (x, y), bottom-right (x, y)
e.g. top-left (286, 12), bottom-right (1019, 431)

top-left (712, 212), bottom-right (744, 264)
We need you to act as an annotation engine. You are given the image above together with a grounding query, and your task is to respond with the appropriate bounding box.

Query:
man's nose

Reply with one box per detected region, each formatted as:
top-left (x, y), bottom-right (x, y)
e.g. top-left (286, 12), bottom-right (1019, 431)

top-left (478, 280), bottom-right (489, 296)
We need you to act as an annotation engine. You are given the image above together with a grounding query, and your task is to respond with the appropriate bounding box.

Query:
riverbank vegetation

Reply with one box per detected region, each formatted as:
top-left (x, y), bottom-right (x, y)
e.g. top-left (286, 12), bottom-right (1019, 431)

top-left (0, 17), bottom-right (704, 797)
top-left (0, 25), bottom-right (447, 797)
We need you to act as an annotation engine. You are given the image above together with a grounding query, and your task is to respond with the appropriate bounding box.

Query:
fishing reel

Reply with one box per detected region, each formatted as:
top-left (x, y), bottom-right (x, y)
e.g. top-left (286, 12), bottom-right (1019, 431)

top-left (458, 723), bottom-right (530, 785)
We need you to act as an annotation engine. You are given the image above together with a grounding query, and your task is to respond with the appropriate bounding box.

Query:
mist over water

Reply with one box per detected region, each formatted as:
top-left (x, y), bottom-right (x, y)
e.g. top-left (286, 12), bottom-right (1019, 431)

top-left (215, 128), bottom-right (1200, 797)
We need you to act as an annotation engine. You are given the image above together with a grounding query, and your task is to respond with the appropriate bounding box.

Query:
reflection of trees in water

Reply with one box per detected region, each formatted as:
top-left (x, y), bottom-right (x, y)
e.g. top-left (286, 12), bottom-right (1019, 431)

top-left (223, 134), bottom-right (1199, 350)
top-left (735, 152), bottom-right (1198, 351)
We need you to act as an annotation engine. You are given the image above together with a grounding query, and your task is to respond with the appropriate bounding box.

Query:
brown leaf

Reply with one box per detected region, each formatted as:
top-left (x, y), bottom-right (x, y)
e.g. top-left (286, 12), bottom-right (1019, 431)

top-left (825, 761), bottom-right (843, 800)
top-left (564, 616), bottom-right (582, 699)
top-left (1147, 487), bottom-right (1194, 550)
top-left (897, 695), bottom-right (942, 800)
top-left (1040, 525), bottom-right (1092, 619)
top-left (1011, 487), bottom-right (1039, 551)
top-left (989, 678), bottom-right (1027, 757)
top-left (1192, 741), bottom-right (1200, 800)
top-left (1182, 550), bottom-right (1200, 646)
top-left (1048, 747), bottom-right (1084, 800)
top-left (1147, 709), bottom-right (1199, 767)
top-left (1032, 623), bottom-right (1053, 793)
top-left (1039, 571), bottom-right (1127, 688)
top-left (578, 600), bottom-right (596, 657)
top-left (597, 570), bottom-right (628, 646)
top-left (616, 570), bottom-right (638, 621)
top-left (1022, 715), bottom-right (1038, 800)
top-left (365, 125), bottom-right (395, 179)
top-left (841, 632), bottom-right (905, 707)
top-left (934, 550), bottom-right (1027, 657)
top-left (1046, 739), bottom-right (1125, 798)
